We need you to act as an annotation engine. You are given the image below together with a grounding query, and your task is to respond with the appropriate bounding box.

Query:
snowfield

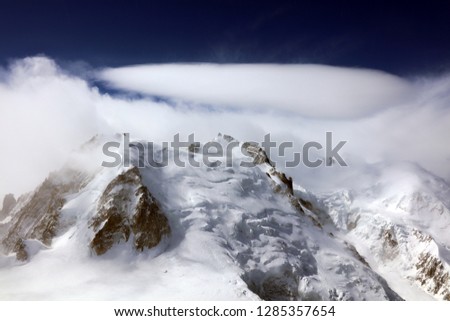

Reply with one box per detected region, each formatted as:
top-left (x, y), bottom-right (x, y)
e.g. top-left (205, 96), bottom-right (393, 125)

top-left (0, 134), bottom-right (449, 300)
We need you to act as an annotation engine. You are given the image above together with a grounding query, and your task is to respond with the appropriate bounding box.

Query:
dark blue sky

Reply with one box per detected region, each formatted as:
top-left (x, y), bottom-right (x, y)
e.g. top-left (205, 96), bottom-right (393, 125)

top-left (1, 0), bottom-right (450, 75)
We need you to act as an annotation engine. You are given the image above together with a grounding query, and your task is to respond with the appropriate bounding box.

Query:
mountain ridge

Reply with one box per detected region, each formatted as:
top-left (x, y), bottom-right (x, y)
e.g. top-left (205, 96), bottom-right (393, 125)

top-left (0, 134), bottom-right (448, 300)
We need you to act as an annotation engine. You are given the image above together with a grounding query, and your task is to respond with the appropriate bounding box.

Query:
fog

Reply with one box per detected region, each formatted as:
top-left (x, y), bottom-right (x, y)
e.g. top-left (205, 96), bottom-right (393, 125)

top-left (1, 56), bottom-right (450, 201)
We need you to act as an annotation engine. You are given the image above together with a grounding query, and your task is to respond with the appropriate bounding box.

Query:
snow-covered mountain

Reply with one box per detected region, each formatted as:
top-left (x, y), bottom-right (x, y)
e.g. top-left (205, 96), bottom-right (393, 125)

top-left (320, 163), bottom-right (450, 300)
top-left (0, 134), bottom-right (448, 300)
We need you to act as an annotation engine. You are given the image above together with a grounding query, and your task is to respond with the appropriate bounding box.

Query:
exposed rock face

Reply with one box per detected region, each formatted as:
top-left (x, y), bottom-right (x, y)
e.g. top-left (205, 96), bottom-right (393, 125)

top-left (242, 142), bottom-right (274, 166)
top-left (188, 142), bottom-right (200, 154)
top-left (379, 227), bottom-right (450, 299)
top-left (0, 194), bottom-right (16, 218)
top-left (345, 241), bottom-right (370, 267)
top-left (13, 238), bottom-right (28, 261)
top-left (90, 167), bottom-right (170, 255)
top-left (416, 252), bottom-right (450, 299)
top-left (243, 265), bottom-right (300, 301)
top-left (1, 169), bottom-right (89, 260)
top-left (241, 140), bottom-right (296, 197)
top-left (323, 186), bottom-right (450, 301)
top-left (241, 138), bottom-right (329, 227)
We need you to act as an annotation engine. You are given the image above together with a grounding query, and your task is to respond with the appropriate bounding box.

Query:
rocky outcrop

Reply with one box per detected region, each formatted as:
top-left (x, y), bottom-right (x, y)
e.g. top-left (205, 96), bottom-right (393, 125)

top-left (415, 252), bottom-right (450, 299)
top-left (90, 167), bottom-right (170, 255)
top-left (241, 142), bottom-right (274, 166)
top-left (240, 138), bottom-right (329, 228)
top-left (13, 238), bottom-right (28, 261)
top-left (243, 265), bottom-right (300, 300)
top-left (379, 226), bottom-right (450, 299)
top-left (0, 194), bottom-right (16, 218)
top-left (240, 140), bottom-right (295, 197)
top-left (1, 169), bottom-right (90, 261)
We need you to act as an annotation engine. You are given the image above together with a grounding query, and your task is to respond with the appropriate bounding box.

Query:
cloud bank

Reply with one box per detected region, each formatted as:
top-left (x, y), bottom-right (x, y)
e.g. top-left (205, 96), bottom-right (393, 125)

top-left (99, 64), bottom-right (415, 119)
top-left (0, 57), bottom-right (104, 199)
top-left (1, 57), bottom-right (450, 201)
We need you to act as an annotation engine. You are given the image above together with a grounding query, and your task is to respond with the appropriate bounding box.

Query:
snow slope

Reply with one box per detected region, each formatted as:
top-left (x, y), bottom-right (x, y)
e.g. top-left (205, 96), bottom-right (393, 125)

top-left (0, 135), bottom-right (448, 300)
top-left (320, 162), bottom-right (450, 300)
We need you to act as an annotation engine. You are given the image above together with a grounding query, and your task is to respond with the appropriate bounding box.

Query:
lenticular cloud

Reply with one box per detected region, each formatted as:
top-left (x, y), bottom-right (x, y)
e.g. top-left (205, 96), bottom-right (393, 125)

top-left (1, 56), bottom-right (450, 201)
top-left (99, 63), bottom-right (415, 119)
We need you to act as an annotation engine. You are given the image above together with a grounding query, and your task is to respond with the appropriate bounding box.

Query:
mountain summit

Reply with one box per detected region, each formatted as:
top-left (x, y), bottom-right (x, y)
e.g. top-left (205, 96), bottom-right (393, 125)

top-left (0, 135), bottom-right (448, 300)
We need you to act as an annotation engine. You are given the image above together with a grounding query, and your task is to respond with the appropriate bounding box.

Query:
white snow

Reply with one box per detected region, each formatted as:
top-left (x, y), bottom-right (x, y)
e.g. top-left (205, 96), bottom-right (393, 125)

top-left (320, 162), bottom-right (450, 300)
top-left (0, 137), bottom-right (449, 300)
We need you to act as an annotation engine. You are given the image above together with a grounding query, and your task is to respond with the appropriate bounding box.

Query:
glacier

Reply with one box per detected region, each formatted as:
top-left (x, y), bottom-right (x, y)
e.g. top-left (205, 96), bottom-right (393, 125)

top-left (0, 134), bottom-right (449, 300)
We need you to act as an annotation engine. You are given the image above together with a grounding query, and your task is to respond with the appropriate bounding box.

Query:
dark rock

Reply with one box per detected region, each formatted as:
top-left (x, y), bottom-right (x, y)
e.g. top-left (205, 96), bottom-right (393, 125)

top-left (345, 242), bottom-right (370, 267)
top-left (242, 142), bottom-right (273, 166)
top-left (132, 186), bottom-right (171, 251)
top-left (90, 167), bottom-right (170, 255)
top-left (383, 229), bottom-right (398, 248)
top-left (188, 142), bottom-right (201, 154)
top-left (241, 141), bottom-right (326, 227)
top-left (1, 169), bottom-right (90, 259)
top-left (416, 252), bottom-right (450, 297)
top-left (299, 199), bottom-right (314, 211)
top-left (222, 134), bottom-right (236, 143)
top-left (1, 194), bottom-right (16, 217)
top-left (91, 209), bottom-right (131, 256)
top-left (14, 238), bottom-right (28, 262)
top-left (242, 266), bottom-right (300, 300)
top-left (272, 171), bottom-right (294, 195)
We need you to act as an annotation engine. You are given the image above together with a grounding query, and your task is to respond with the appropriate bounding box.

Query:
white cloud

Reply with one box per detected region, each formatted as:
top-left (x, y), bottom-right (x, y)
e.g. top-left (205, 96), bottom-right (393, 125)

top-left (99, 63), bottom-right (415, 119)
top-left (0, 57), bottom-right (104, 199)
top-left (1, 57), bottom-right (450, 201)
